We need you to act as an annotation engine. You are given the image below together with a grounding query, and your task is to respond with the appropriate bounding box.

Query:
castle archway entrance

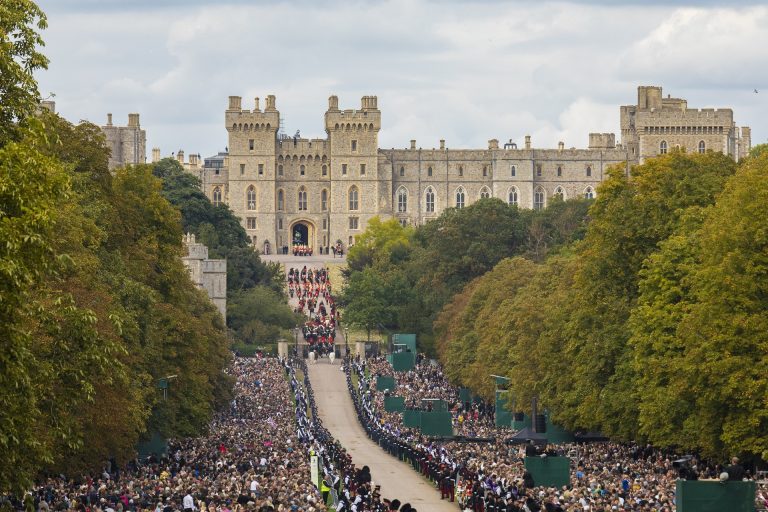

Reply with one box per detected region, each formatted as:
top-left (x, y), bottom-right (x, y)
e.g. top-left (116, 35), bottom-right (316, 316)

top-left (289, 220), bottom-right (315, 249)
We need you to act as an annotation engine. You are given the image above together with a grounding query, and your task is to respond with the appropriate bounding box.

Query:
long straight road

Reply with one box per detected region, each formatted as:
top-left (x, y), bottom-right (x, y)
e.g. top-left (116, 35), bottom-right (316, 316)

top-left (307, 361), bottom-right (456, 512)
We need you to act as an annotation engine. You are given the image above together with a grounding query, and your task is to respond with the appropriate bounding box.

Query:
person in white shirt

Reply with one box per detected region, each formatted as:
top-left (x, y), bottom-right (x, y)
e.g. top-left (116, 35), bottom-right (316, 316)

top-left (183, 493), bottom-right (196, 512)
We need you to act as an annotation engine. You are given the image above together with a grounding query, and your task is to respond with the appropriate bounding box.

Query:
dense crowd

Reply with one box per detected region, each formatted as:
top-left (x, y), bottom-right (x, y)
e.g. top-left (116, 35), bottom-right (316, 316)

top-left (5, 354), bottom-right (408, 512)
top-left (347, 357), bottom-right (759, 512)
top-left (288, 267), bottom-right (338, 357)
top-left (364, 358), bottom-right (497, 439)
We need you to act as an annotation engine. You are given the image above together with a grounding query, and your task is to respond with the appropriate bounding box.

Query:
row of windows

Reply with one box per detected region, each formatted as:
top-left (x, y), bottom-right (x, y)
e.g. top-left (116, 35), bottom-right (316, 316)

top-left (220, 185), bottom-right (362, 212)
top-left (659, 140), bottom-right (706, 155)
top-left (644, 126), bottom-right (723, 135)
top-left (215, 185), bottom-right (596, 213)
top-left (233, 162), bottom-right (599, 179)
top-left (397, 164), bottom-right (593, 178)
top-left (238, 163), bottom-right (372, 177)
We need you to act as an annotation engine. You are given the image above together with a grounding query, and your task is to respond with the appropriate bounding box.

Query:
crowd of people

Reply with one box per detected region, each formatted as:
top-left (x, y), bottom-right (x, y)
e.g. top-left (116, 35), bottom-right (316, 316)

top-left (8, 352), bottom-right (416, 512)
top-left (345, 356), bottom-right (763, 512)
top-left (364, 357), bottom-right (498, 439)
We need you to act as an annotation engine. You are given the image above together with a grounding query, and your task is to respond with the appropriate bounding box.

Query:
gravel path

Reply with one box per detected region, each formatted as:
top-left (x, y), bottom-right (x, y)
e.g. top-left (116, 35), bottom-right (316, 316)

top-left (307, 361), bottom-right (457, 512)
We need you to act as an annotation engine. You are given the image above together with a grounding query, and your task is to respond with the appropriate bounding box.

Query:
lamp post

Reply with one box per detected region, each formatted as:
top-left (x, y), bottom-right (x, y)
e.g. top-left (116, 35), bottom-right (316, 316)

top-left (344, 327), bottom-right (349, 356)
top-left (294, 326), bottom-right (300, 358)
top-left (158, 374), bottom-right (178, 401)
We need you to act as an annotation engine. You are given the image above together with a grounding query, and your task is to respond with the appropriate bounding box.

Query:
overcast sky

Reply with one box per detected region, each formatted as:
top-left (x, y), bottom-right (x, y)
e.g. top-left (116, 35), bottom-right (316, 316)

top-left (35, 0), bottom-right (766, 159)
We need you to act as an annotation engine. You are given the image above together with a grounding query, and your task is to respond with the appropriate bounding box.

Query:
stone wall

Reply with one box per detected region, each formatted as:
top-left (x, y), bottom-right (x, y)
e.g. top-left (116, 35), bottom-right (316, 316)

top-left (182, 234), bottom-right (227, 322)
top-left (101, 113), bottom-right (146, 170)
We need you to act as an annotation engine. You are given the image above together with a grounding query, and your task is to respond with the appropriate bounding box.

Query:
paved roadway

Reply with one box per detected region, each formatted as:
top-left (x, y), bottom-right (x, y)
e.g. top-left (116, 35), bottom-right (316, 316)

top-left (307, 360), bottom-right (456, 512)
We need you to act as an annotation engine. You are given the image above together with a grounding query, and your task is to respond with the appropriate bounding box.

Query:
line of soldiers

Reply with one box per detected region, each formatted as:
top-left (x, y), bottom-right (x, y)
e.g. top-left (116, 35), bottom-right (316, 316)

top-left (292, 244), bottom-right (313, 256)
top-left (287, 357), bottom-right (396, 512)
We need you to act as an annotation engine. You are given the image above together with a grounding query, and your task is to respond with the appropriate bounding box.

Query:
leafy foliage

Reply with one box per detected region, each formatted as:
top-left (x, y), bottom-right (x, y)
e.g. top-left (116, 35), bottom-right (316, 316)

top-left (0, 0), bottom-right (48, 144)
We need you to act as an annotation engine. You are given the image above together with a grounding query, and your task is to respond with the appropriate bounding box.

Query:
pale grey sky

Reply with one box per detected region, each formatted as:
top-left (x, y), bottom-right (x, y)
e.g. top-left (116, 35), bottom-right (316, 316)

top-left (35, 0), bottom-right (767, 159)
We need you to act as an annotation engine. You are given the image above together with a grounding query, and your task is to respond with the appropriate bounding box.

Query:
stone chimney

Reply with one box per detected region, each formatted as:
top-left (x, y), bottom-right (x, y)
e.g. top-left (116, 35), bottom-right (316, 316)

top-left (265, 95), bottom-right (276, 111)
top-left (189, 153), bottom-right (199, 167)
top-left (328, 95), bottom-right (339, 111)
top-left (254, 97), bottom-right (260, 112)
top-left (152, 147), bottom-right (161, 163)
top-left (228, 96), bottom-right (242, 110)
top-left (488, 139), bottom-right (499, 150)
top-left (525, 135), bottom-right (531, 150)
top-left (107, 113), bottom-right (113, 126)
top-left (177, 150), bottom-right (184, 164)
top-left (128, 113), bottom-right (140, 127)
top-left (439, 139), bottom-right (445, 150)
top-left (558, 141), bottom-right (564, 151)
top-left (410, 140), bottom-right (416, 150)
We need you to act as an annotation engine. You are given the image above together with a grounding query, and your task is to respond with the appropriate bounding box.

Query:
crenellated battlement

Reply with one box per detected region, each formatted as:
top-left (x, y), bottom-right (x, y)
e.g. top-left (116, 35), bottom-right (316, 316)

top-left (226, 95), bottom-right (279, 133)
top-left (325, 95), bottom-right (381, 132)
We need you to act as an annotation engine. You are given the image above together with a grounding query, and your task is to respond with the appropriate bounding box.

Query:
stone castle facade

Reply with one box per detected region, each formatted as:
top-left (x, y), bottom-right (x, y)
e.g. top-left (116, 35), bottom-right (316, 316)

top-left (101, 113), bottom-right (146, 170)
top-left (171, 85), bottom-right (750, 253)
top-left (181, 234), bottom-right (227, 321)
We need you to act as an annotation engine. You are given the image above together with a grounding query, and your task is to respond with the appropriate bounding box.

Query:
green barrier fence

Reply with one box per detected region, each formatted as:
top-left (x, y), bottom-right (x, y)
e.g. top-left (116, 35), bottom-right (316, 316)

top-left (546, 416), bottom-right (575, 444)
top-left (391, 351), bottom-right (416, 372)
top-left (392, 333), bottom-right (417, 352)
top-left (675, 480), bottom-right (755, 512)
top-left (524, 456), bottom-right (570, 488)
top-left (403, 409), bottom-right (421, 428)
top-left (512, 413), bottom-right (532, 430)
top-left (420, 411), bottom-right (454, 437)
top-left (137, 431), bottom-right (167, 459)
top-left (376, 375), bottom-right (396, 391)
top-left (384, 396), bottom-right (406, 412)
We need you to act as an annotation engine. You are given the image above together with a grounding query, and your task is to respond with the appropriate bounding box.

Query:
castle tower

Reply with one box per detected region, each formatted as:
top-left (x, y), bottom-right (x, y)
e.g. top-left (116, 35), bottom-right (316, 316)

top-left (324, 95), bottom-right (382, 247)
top-left (225, 95), bottom-right (280, 247)
top-left (101, 112), bottom-right (147, 170)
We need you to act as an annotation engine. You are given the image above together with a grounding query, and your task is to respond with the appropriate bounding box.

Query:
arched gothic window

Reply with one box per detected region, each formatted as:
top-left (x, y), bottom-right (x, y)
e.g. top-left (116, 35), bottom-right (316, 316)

top-left (586, 166), bottom-right (592, 177)
top-left (510, 165), bottom-right (516, 177)
top-left (278, 164), bottom-right (284, 176)
top-left (321, 164), bottom-right (327, 176)
top-left (508, 187), bottom-right (518, 206)
top-left (212, 187), bottom-right (222, 206)
top-left (554, 186), bottom-right (565, 200)
top-left (298, 187), bottom-right (307, 211)
top-left (300, 164), bottom-right (305, 176)
top-left (698, 140), bottom-right (706, 154)
top-left (584, 186), bottom-right (595, 200)
top-left (480, 187), bottom-right (491, 199)
top-left (557, 166), bottom-right (562, 177)
top-left (399, 166), bottom-right (405, 177)
top-left (348, 186), bottom-right (359, 211)
top-left (321, 189), bottom-right (328, 211)
top-left (456, 187), bottom-right (465, 209)
top-left (427, 166), bottom-right (433, 177)
top-left (660, 140), bottom-right (668, 154)
top-left (246, 185), bottom-right (256, 210)
top-left (425, 187), bottom-right (435, 213)
top-left (397, 187), bottom-right (408, 213)
top-left (533, 187), bottom-right (545, 210)
top-left (277, 189), bottom-right (284, 211)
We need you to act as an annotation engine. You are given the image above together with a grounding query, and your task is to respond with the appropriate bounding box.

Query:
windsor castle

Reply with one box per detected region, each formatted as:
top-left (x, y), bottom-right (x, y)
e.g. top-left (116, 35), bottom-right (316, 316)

top-left (143, 85), bottom-right (750, 254)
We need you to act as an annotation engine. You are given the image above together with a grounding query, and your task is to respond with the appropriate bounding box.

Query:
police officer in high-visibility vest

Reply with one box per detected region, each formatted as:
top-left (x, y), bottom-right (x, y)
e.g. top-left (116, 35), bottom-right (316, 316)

top-left (321, 477), bottom-right (331, 504)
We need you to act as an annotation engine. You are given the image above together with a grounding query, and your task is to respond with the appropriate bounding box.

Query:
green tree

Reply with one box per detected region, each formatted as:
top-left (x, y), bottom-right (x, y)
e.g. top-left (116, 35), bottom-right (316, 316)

top-left (0, 130), bottom-right (71, 491)
top-left (228, 287), bottom-right (302, 345)
top-left (342, 266), bottom-right (408, 342)
top-left (347, 216), bottom-right (413, 271)
top-left (0, 0), bottom-right (48, 145)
